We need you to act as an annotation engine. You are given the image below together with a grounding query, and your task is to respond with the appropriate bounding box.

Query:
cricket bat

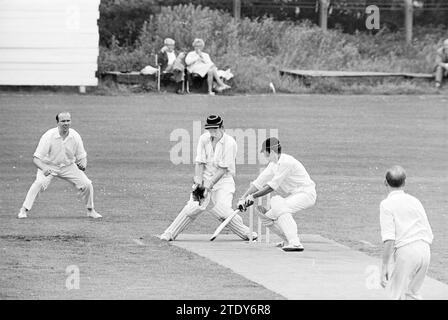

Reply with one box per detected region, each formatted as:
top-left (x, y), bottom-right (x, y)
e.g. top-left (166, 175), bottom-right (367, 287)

top-left (210, 209), bottom-right (240, 241)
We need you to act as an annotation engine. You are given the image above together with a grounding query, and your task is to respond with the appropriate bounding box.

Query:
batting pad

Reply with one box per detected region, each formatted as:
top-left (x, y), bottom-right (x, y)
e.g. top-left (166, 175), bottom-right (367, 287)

top-left (276, 213), bottom-right (301, 246)
top-left (267, 223), bottom-right (288, 243)
top-left (256, 210), bottom-right (288, 243)
top-left (164, 201), bottom-right (203, 240)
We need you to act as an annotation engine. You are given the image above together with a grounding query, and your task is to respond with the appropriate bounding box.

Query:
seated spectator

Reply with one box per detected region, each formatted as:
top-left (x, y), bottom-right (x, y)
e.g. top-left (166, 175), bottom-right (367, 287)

top-left (158, 38), bottom-right (184, 94)
top-left (171, 51), bottom-right (188, 94)
top-left (435, 39), bottom-right (448, 88)
top-left (158, 38), bottom-right (177, 73)
top-left (185, 38), bottom-right (231, 95)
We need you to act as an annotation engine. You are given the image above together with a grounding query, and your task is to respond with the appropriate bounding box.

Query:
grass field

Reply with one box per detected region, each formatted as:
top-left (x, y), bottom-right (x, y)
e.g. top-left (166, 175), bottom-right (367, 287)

top-left (0, 93), bottom-right (447, 299)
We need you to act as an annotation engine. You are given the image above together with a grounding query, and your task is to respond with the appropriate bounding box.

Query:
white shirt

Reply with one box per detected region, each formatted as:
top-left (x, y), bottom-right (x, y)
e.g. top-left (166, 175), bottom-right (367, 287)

top-left (34, 127), bottom-right (87, 168)
top-left (252, 153), bottom-right (315, 195)
top-left (167, 51), bottom-right (176, 67)
top-left (380, 190), bottom-right (433, 248)
top-left (195, 132), bottom-right (237, 181)
top-left (185, 51), bottom-right (213, 73)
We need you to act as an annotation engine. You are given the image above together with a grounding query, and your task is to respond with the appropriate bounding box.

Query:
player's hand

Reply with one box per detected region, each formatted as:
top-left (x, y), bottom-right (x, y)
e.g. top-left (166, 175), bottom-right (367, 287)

top-left (76, 158), bottom-right (87, 171)
top-left (192, 184), bottom-right (205, 202)
top-left (76, 163), bottom-right (86, 171)
top-left (43, 168), bottom-right (53, 176)
top-left (193, 176), bottom-right (202, 186)
top-left (43, 167), bottom-right (58, 176)
top-left (244, 194), bottom-right (255, 208)
top-left (380, 266), bottom-right (389, 288)
top-left (237, 198), bottom-right (247, 212)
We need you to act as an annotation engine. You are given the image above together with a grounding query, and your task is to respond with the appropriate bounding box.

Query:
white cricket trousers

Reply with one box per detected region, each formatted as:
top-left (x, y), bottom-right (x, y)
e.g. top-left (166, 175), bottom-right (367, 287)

top-left (22, 163), bottom-right (94, 211)
top-left (389, 240), bottom-right (431, 300)
top-left (265, 187), bottom-right (316, 246)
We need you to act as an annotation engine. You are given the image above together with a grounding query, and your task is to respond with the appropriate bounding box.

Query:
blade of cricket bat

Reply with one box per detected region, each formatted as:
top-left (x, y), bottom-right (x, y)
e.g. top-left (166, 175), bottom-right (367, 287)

top-left (210, 209), bottom-right (240, 241)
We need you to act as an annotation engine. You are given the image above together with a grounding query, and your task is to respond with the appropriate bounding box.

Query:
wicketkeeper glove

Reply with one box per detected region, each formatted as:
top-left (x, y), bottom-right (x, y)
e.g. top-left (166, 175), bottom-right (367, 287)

top-left (191, 184), bottom-right (206, 203)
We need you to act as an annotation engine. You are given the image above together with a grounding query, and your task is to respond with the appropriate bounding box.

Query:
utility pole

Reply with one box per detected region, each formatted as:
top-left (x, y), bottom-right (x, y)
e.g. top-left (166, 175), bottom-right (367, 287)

top-left (404, 0), bottom-right (413, 44)
top-left (234, 0), bottom-right (241, 21)
top-left (319, 0), bottom-right (330, 31)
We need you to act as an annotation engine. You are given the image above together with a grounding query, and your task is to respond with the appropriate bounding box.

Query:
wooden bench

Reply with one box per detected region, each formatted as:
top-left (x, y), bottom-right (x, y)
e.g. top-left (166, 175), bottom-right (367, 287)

top-left (279, 69), bottom-right (434, 85)
top-left (99, 71), bottom-right (159, 89)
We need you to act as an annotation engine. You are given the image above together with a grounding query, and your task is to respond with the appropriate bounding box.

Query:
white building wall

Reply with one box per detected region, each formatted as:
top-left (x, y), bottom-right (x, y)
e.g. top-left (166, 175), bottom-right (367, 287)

top-left (0, 0), bottom-right (100, 86)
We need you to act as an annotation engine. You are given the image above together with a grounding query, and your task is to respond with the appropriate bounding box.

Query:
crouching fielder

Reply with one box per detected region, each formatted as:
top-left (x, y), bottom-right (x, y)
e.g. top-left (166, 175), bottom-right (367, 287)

top-left (160, 115), bottom-right (256, 241)
top-left (238, 138), bottom-right (316, 252)
top-left (18, 112), bottom-right (101, 219)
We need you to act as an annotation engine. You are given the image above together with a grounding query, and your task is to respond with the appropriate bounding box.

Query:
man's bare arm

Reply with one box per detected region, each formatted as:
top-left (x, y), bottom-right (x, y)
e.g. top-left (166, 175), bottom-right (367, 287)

top-left (194, 163), bottom-right (205, 185)
top-left (381, 240), bottom-right (395, 288)
top-left (204, 167), bottom-right (227, 190)
top-left (252, 185), bottom-right (274, 199)
top-left (33, 157), bottom-right (48, 171)
top-left (33, 157), bottom-right (56, 176)
top-left (239, 184), bottom-right (259, 200)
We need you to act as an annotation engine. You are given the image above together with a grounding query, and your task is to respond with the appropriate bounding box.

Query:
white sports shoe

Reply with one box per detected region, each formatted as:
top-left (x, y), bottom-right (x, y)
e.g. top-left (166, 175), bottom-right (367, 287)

top-left (160, 232), bottom-right (173, 241)
top-left (87, 209), bottom-right (102, 219)
top-left (275, 241), bottom-right (286, 248)
top-left (282, 243), bottom-right (304, 252)
top-left (18, 208), bottom-right (27, 219)
top-left (248, 232), bottom-right (258, 241)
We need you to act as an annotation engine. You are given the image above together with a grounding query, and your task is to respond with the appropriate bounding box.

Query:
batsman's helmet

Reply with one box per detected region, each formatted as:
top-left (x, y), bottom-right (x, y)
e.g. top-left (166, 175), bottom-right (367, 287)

top-left (261, 137), bottom-right (281, 154)
top-left (205, 115), bottom-right (223, 129)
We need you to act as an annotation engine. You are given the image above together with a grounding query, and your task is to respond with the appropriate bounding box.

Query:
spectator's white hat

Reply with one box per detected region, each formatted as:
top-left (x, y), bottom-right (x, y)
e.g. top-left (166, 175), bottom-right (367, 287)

top-left (192, 38), bottom-right (205, 47)
top-left (164, 38), bottom-right (175, 45)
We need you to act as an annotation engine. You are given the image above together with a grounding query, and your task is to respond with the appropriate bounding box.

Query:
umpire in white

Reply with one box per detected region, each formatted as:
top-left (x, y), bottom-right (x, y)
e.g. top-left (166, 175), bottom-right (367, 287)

top-left (18, 112), bottom-right (101, 219)
top-left (380, 165), bottom-right (433, 299)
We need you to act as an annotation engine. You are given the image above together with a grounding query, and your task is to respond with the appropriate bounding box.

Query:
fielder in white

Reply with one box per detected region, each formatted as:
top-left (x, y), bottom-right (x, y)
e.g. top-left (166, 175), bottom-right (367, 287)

top-left (380, 165), bottom-right (433, 300)
top-left (160, 115), bottom-right (256, 241)
top-left (17, 112), bottom-right (101, 219)
top-left (238, 137), bottom-right (316, 251)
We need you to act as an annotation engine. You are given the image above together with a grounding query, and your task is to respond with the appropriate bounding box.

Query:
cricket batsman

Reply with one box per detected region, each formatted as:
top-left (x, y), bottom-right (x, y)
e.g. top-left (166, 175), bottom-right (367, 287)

top-left (160, 115), bottom-right (257, 241)
top-left (238, 137), bottom-right (316, 251)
